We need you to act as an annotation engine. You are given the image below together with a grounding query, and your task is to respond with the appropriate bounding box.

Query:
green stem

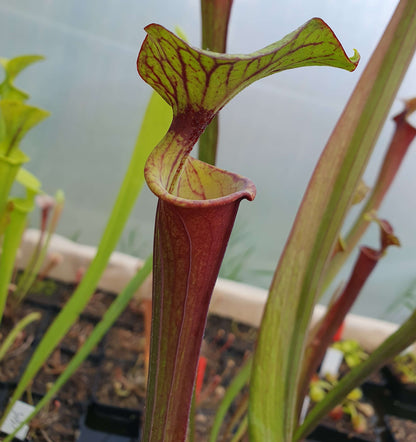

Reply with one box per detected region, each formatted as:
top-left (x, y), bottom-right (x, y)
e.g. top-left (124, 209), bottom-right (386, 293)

top-left (223, 392), bottom-right (249, 441)
top-left (0, 312), bottom-right (41, 362)
top-left (230, 416), bottom-right (248, 442)
top-left (209, 358), bottom-right (252, 442)
top-left (15, 194), bottom-right (65, 302)
top-left (0, 198), bottom-right (34, 324)
top-left (0, 152), bottom-right (28, 228)
top-left (199, 115), bottom-right (219, 165)
top-left (198, 0), bottom-right (233, 165)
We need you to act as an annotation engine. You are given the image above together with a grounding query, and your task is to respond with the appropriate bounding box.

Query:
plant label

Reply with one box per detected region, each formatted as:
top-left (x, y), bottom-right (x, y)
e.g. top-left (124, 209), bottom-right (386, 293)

top-left (0, 400), bottom-right (34, 440)
top-left (320, 347), bottom-right (344, 378)
top-left (299, 395), bottom-right (311, 424)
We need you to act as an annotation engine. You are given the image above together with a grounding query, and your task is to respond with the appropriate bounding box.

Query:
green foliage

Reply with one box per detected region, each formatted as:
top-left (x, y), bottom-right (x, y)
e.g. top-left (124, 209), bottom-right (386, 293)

top-left (308, 376), bottom-right (374, 434)
top-left (0, 55), bottom-right (44, 101)
top-left (251, 2), bottom-right (416, 439)
top-left (0, 55), bottom-right (49, 325)
top-left (0, 100), bottom-right (49, 157)
top-left (393, 352), bottom-right (416, 384)
top-left (2, 257), bottom-right (153, 442)
top-left (332, 340), bottom-right (368, 369)
top-left (3, 2), bottom-right (416, 440)
top-left (0, 311), bottom-right (41, 362)
top-left (139, 20), bottom-right (358, 119)
top-left (1, 89), bottom-right (172, 429)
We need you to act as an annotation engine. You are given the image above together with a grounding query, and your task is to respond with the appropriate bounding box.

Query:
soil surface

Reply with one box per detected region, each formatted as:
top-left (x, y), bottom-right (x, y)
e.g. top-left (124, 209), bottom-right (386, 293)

top-left (0, 277), bottom-right (415, 441)
top-left (386, 415), bottom-right (416, 442)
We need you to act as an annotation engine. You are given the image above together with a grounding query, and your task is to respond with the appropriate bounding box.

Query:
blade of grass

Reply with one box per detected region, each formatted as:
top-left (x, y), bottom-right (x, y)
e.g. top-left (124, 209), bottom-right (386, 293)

top-left (230, 415), bottom-right (248, 442)
top-left (209, 358), bottom-right (252, 442)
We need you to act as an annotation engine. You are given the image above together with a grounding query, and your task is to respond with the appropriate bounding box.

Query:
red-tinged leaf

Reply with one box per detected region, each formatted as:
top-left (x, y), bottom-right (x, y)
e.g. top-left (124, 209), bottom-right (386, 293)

top-left (137, 18), bottom-right (358, 442)
top-left (324, 97), bottom-right (416, 289)
top-left (298, 219), bottom-right (400, 433)
top-left (252, 2), bottom-right (416, 440)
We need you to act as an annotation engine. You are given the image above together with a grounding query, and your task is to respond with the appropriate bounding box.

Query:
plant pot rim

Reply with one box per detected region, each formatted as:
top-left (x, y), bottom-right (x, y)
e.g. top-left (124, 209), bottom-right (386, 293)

top-left (17, 228), bottom-right (404, 353)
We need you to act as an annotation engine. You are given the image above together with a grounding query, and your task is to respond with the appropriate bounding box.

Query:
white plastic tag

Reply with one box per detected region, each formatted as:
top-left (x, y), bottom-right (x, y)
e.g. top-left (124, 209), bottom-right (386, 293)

top-left (299, 395), bottom-right (310, 424)
top-left (1, 400), bottom-right (34, 440)
top-left (319, 347), bottom-right (344, 378)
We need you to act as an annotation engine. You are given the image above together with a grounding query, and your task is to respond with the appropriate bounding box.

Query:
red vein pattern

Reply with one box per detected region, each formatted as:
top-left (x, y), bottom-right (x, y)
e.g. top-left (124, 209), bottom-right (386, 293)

top-left (137, 18), bottom-right (358, 442)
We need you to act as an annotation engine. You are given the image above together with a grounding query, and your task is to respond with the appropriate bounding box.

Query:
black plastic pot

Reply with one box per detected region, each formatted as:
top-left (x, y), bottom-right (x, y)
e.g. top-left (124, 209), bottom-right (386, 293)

top-left (77, 401), bottom-right (141, 442)
top-left (381, 364), bottom-right (416, 410)
top-left (307, 423), bottom-right (386, 442)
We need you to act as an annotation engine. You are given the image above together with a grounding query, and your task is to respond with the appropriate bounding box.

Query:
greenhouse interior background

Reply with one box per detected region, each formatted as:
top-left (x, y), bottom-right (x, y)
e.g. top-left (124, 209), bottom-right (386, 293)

top-left (1, 0), bottom-right (415, 321)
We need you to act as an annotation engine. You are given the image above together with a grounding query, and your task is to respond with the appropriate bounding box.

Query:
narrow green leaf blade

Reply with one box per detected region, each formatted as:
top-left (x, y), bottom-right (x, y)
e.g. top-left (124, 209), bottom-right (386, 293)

top-left (249, 2), bottom-right (416, 440)
top-left (199, 0), bottom-right (234, 165)
top-left (0, 312), bottom-right (41, 362)
top-left (2, 257), bottom-right (152, 442)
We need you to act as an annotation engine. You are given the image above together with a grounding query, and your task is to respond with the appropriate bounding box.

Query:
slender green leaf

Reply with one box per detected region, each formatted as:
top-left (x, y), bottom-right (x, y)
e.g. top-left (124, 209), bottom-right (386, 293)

top-left (3, 256), bottom-right (152, 442)
top-left (249, 2), bottom-right (416, 440)
top-left (0, 312), bottom-right (41, 362)
top-left (209, 358), bottom-right (252, 442)
top-left (199, 0), bottom-right (234, 165)
top-left (14, 190), bottom-right (65, 303)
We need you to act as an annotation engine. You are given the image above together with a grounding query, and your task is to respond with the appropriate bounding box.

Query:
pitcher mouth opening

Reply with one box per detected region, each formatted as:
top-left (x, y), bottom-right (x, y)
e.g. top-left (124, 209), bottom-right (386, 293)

top-left (145, 156), bottom-right (256, 209)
